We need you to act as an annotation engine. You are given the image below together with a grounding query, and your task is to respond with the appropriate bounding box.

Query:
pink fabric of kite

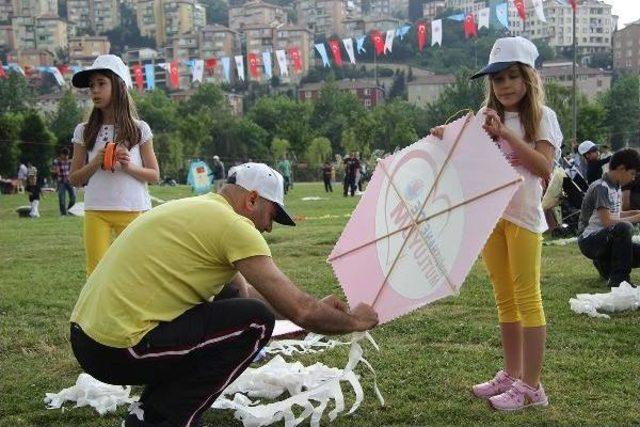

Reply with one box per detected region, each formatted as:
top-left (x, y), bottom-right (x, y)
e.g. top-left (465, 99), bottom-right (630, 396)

top-left (328, 113), bottom-right (523, 324)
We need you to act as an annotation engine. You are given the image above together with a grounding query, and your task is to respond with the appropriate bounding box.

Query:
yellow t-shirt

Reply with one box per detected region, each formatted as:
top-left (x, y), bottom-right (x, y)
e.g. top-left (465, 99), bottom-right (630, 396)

top-left (70, 193), bottom-right (271, 348)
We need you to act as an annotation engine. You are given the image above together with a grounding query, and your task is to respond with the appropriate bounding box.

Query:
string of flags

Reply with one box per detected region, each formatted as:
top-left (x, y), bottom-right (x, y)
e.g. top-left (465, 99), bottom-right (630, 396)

top-left (1, 0), bottom-right (578, 88)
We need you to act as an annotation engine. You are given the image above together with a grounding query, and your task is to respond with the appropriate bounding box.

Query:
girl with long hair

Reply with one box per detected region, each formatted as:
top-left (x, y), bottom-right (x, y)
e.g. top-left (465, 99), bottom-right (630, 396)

top-left (431, 37), bottom-right (562, 411)
top-left (69, 55), bottom-right (160, 276)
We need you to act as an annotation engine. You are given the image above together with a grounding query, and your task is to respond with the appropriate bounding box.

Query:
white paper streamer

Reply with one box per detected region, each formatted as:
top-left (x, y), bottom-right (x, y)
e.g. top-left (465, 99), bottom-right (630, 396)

top-left (569, 282), bottom-right (640, 318)
top-left (44, 373), bottom-right (136, 415)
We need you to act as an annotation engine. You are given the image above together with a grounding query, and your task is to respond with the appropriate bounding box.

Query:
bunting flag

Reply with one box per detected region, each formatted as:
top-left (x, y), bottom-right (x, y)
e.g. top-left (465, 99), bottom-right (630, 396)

top-left (221, 57), bottom-right (231, 82)
top-left (205, 58), bottom-right (217, 75)
top-left (144, 64), bottom-right (155, 90)
top-left (247, 53), bottom-right (259, 78)
top-left (289, 47), bottom-right (302, 73)
top-left (42, 66), bottom-right (65, 86)
top-left (132, 64), bottom-right (144, 89)
top-left (569, 0), bottom-right (577, 12)
top-left (234, 55), bottom-right (245, 81)
top-left (275, 50), bottom-right (288, 76)
top-left (315, 43), bottom-right (331, 67)
top-left (169, 60), bottom-right (179, 88)
top-left (417, 21), bottom-right (427, 51)
top-left (56, 64), bottom-right (70, 74)
top-left (328, 40), bottom-right (343, 66)
top-left (370, 30), bottom-right (385, 56)
top-left (396, 25), bottom-right (411, 40)
top-left (384, 29), bottom-right (395, 54)
top-left (0, 62), bottom-right (6, 79)
top-left (495, 3), bottom-right (509, 29)
top-left (478, 7), bottom-right (490, 30)
top-left (192, 59), bottom-right (204, 83)
top-left (356, 36), bottom-right (366, 54)
top-left (532, 0), bottom-right (546, 22)
top-left (464, 14), bottom-right (478, 38)
top-left (447, 13), bottom-right (465, 21)
top-left (262, 51), bottom-right (273, 79)
top-left (343, 38), bottom-right (356, 64)
top-left (8, 63), bottom-right (25, 76)
top-left (431, 19), bottom-right (442, 46)
top-left (70, 65), bottom-right (83, 74)
top-left (513, 0), bottom-right (526, 21)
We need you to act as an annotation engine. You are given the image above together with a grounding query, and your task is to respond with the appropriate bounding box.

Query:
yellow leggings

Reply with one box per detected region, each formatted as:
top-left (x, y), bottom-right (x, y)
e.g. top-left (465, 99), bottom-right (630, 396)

top-left (481, 219), bottom-right (546, 327)
top-left (84, 210), bottom-right (141, 276)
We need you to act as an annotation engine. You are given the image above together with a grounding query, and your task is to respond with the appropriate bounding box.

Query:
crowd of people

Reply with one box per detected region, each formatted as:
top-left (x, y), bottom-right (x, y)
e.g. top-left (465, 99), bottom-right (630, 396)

top-left (3, 39), bottom-right (638, 426)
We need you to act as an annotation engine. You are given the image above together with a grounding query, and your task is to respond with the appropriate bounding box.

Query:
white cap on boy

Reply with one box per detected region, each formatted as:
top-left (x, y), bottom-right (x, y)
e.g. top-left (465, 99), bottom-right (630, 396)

top-left (578, 140), bottom-right (598, 156)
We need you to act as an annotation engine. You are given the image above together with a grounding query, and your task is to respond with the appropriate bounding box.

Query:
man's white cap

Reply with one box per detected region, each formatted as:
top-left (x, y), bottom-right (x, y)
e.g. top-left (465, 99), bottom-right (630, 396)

top-left (213, 155), bottom-right (220, 160)
top-left (578, 140), bottom-right (598, 156)
top-left (72, 54), bottom-right (133, 89)
top-left (227, 162), bottom-right (295, 226)
top-left (471, 36), bottom-right (539, 79)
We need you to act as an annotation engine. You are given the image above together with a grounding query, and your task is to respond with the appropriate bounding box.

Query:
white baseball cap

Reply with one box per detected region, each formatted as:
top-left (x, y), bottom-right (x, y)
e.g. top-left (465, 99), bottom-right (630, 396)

top-left (578, 140), bottom-right (598, 155)
top-left (227, 162), bottom-right (295, 226)
top-left (471, 36), bottom-right (539, 79)
top-left (72, 54), bottom-right (133, 89)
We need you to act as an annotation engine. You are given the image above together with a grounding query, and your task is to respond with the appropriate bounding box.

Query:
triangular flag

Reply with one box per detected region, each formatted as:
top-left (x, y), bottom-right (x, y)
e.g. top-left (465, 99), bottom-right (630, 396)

top-left (384, 29), bottom-right (395, 54)
top-left (478, 7), bottom-right (490, 30)
top-left (70, 65), bottom-right (83, 74)
top-left (247, 53), bottom-right (259, 78)
top-left (569, 0), bottom-right (577, 12)
top-left (169, 60), bottom-right (179, 88)
top-left (396, 25), bottom-right (411, 40)
top-left (495, 3), bottom-right (509, 29)
top-left (204, 58), bottom-right (217, 75)
top-left (447, 13), bottom-right (465, 21)
top-left (8, 63), bottom-right (25, 76)
top-left (289, 47), bottom-right (303, 73)
top-left (132, 64), bottom-right (144, 89)
top-left (356, 36), bottom-right (366, 54)
top-left (513, 0), bottom-right (526, 21)
top-left (532, 0), bottom-right (546, 22)
top-left (144, 64), bottom-right (155, 89)
top-left (275, 50), bottom-right (288, 76)
top-left (464, 13), bottom-right (478, 38)
top-left (315, 43), bottom-right (331, 67)
top-left (343, 38), bottom-right (356, 64)
top-left (328, 39), bottom-right (343, 66)
top-left (221, 57), bottom-right (231, 82)
top-left (370, 30), bottom-right (385, 56)
top-left (262, 51), bottom-right (273, 80)
top-left (416, 21), bottom-right (427, 51)
top-left (431, 19), bottom-right (442, 46)
top-left (192, 59), bottom-right (204, 83)
top-left (56, 64), bottom-right (70, 74)
top-left (234, 55), bottom-right (245, 81)
top-left (0, 62), bottom-right (6, 79)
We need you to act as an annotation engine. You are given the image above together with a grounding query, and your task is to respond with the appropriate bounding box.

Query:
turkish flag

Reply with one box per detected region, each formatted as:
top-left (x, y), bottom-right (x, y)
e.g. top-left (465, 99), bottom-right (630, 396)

top-left (569, 0), bottom-right (577, 12)
top-left (247, 53), bottom-right (259, 78)
top-left (0, 62), bottom-right (5, 79)
top-left (370, 30), bottom-right (385, 56)
top-left (514, 0), bottom-right (526, 21)
top-left (205, 58), bottom-right (217, 75)
top-left (416, 21), bottom-right (427, 52)
top-left (289, 47), bottom-right (302, 73)
top-left (464, 14), bottom-right (477, 38)
top-left (56, 64), bottom-right (70, 74)
top-left (132, 64), bottom-right (144, 89)
top-left (328, 40), bottom-right (343, 66)
top-left (169, 60), bottom-right (179, 88)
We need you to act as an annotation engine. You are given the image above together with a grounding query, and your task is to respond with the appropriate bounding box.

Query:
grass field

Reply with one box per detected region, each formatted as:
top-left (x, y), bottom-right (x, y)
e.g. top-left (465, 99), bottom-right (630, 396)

top-left (1, 182), bottom-right (639, 426)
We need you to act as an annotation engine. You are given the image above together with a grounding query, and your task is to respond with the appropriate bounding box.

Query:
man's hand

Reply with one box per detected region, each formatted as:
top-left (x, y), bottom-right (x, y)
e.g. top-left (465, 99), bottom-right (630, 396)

top-left (349, 303), bottom-right (379, 331)
top-left (320, 295), bottom-right (349, 313)
top-left (429, 125), bottom-right (446, 139)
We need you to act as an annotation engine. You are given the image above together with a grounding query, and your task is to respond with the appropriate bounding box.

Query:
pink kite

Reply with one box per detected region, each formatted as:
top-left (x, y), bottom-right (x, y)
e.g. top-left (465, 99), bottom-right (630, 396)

top-left (328, 113), bottom-right (522, 324)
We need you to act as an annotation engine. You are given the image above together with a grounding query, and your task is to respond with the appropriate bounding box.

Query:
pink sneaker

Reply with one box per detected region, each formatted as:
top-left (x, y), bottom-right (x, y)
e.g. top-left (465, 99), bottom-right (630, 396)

top-left (489, 379), bottom-right (549, 411)
top-left (471, 370), bottom-right (516, 399)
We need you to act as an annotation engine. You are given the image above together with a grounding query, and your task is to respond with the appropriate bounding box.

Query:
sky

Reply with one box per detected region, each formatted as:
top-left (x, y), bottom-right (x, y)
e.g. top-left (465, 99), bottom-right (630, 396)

top-left (603, 0), bottom-right (640, 28)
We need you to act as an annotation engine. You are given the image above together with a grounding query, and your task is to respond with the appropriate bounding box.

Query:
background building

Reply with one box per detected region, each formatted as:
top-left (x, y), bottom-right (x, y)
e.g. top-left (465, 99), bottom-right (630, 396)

top-left (613, 19), bottom-right (640, 73)
top-left (228, 0), bottom-right (288, 32)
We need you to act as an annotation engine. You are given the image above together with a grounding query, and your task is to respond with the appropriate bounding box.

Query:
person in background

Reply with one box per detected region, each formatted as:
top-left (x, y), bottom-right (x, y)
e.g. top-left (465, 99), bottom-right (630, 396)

top-left (17, 160), bottom-right (28, 193)
top-left (51, 147), bottom-right (76, 216)
top-left (321, 161), bottom-right (333, 192)
top-left (343, 153), bottom-right (360, 197)
top-left (577, 148), bottom-right (640, 288)
top-left (578, 140), bottom-right (612, 184)
top-left (25, 168), bottom-right (41, 218)
top-left (571, 139), bottom-right (587, 179)
top-left (276, 155), bottom-right (292, 194)
top-left (69, 54), bottom-right (160, 276)
top-left (211, 155), bottom-right (225, 192)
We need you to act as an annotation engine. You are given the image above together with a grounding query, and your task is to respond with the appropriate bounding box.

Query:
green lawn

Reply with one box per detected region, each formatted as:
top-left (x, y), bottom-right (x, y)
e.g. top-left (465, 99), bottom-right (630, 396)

top-left (1, 183), bottom-right (638, 426)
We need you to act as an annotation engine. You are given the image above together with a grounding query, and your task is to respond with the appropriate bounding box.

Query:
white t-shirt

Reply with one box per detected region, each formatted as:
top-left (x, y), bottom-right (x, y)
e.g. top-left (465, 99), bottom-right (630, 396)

top-left (478, 106), bottom-right (563, 234)
top-left (72, 120), bottom-right (153, 211)
top-left (18, 164), bottom-right (28, 180)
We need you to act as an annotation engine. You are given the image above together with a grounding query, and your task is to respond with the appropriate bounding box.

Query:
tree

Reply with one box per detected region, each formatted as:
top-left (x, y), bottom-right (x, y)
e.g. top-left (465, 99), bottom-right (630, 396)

top-left (103, 3), bottom-right (155, 55)
top-left (48, 90), bottom-right (83, 150)
top-left (228, 118), bottom-right (270, 161)
top-left (577, 101), bottom-right (607, 145)
top-left (153, 132), bottom-right (184, 180)
top-left (0, 113), bottom-right (22, 177)
top-left (305, 137), bottom-right (332, 166)
top-left (601, 74), bottom-right (640, 148)
top-left (178, 83), bottom-right (228, 116)
top-left (389, 70), bottom-right (407, 100)
top-left (201, 0), bottom-right (228, 25)
top-left (135, 89), bottom-right (180, 134)
top-left (0, 72), bottom-right (35, 113)
top-left (271, 137), bottom-right (290, 160)
top-left (19, 110), bottom-right (56, 177)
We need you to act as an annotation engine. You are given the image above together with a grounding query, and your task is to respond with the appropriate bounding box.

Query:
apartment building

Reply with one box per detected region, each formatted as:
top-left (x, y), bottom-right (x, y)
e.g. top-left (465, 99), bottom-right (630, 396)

top-left (123, 47), bottom-right (170, 89)
top-left (11, 14), bottom-right (66, 52)
top-left (66, 0), bottom-right (120, 35)
top-left (200, 24), bottom-right (238, 59)
top-left (407, 74), bottom-right (456, 108)
top-left (68, 35), bottom-right (111, 62)
top-left (136, 0), bottom-right (206, 47)
top-left (613, 19), bottom-right (640, 74)
top-left (296, 0), bottom-right (349, 37)
top-left (8, 0), bottom-right (58, 18)
top-left (366, 0), bottom-right (409, 19)
top-left (16, 47), bottom-right (55, 66)
top-left (539, 61), bottom-right (611, 101)
top-left (0, 24), bottom-right (15, 50)
top-left (422, 0), bottom-right (446, 23)
top-left (298, 79), bottom-right (385, 109)
top-left (228, 0), bottom-right (288, 32)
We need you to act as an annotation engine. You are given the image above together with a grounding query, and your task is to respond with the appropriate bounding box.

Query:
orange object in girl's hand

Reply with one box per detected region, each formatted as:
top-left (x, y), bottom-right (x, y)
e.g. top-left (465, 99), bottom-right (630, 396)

top-left (103, 142), bottom-right (118, 172)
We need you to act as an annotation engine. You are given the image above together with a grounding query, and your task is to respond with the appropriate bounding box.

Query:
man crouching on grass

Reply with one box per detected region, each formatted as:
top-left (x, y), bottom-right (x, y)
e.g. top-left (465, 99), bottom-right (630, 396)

top-left (69, 163), bottom-right (378, 427)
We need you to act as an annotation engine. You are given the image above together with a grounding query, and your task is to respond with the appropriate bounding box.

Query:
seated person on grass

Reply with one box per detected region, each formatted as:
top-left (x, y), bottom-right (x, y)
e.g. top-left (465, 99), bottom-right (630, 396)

top-left (577, 148), bottom-right (640, 288)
